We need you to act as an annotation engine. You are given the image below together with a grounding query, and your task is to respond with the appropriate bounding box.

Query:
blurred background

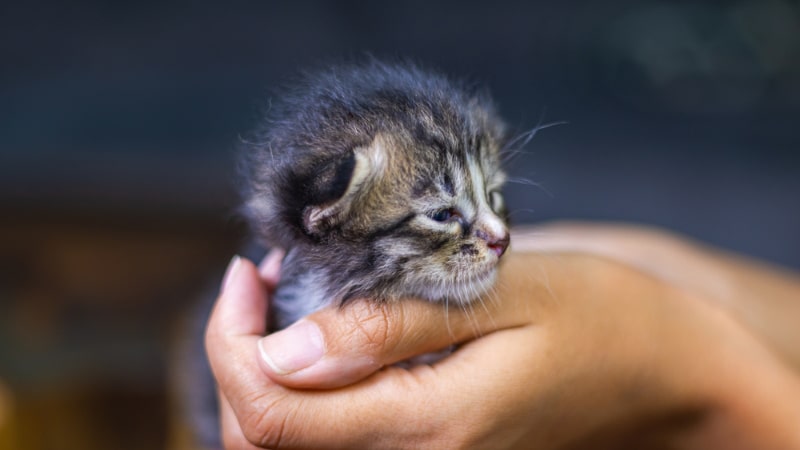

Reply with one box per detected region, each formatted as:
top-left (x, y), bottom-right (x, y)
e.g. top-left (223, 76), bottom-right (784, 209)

top-left (1, 1), bottom-right (798, 448)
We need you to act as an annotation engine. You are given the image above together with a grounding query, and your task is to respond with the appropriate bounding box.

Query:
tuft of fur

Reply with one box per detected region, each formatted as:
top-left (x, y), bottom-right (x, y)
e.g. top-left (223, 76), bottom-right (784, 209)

top-left (240, 60), bottom-right (510, 330)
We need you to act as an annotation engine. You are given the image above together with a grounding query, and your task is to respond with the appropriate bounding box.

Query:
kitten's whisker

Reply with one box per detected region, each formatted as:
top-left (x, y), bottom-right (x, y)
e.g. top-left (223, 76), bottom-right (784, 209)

top-left (461, 302), bottom-right (481, 338)
top-left (476, 294), bottom-right (497, 332)
top-left (505, 177), bottom-right (553, 197)
top-left (237, 134), bottom-right (257, 146)
top-left (470, 280), bottom-right (486, 337)
top-left (503, 125), bottom-right (539, 151)
top-left (534, 256), bottom-right (559, 305)
top-left (444, 291), bottom-right (455, 341)
top-left (500, 149), bottom-right (531, 165)
top-left (502, 119), bottom-right (568, 152)
top-left (501, 111), bottom-right (568, 165)
top-left (529, 119), bottom-right (569, 134)
top-left (486, 285), bottom-right (502, 309)
top-left (505, 176), bottom-right (540, 186)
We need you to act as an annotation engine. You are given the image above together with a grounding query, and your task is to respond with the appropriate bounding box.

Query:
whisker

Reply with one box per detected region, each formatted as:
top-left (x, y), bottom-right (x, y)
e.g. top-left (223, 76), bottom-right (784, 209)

top-left (486, 285), bottom-right (501, 309)
top-left (444, 294), bottom-right (454, 341)
top-left (503, 119), bottom-right (569, 152)
top-left (500, 149), bottom-right (531, 165)
top-left (477, 293), bottom-right (497, 332)
top-left (460, 300), bottom-right (481, 338)
top-left (500, 111), bottom-right (569, 165)
top-left (505, 177), bottom-right (553, 198)
top-left (505, 176), bottom-right (540, 186)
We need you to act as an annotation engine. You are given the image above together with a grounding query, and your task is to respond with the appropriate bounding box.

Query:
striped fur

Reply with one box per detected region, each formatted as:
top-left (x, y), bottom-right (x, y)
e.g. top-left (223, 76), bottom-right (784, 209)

top-left (240, 60), bottom-right (510, 330)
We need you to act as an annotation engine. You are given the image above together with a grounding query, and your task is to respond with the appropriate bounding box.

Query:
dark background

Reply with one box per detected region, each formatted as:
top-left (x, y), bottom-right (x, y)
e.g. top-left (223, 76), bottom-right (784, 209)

top-left (1, 1), bottom-right (798, 449)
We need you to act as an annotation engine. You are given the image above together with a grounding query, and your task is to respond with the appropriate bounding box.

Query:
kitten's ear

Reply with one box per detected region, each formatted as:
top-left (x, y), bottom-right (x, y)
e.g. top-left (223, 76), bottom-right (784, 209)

top-left (303, 136), bottom-right (386, 236)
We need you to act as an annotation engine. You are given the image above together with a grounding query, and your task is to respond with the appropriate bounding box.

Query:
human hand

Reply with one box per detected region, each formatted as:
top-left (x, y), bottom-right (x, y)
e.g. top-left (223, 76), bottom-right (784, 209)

top-left (206, 228), bottom-right (800, 449)
top-left (514, 221), bottom-right (800, 372)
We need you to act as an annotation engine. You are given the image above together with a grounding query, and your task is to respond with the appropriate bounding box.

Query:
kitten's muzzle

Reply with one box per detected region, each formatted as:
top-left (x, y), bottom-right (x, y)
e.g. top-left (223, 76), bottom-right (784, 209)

top-left (476, 229), bottom-right (510, 258)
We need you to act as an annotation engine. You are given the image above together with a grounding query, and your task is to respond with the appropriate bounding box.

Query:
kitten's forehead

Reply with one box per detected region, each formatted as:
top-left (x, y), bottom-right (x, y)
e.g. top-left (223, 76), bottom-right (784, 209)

top-left (330, 85), bottom-right (506, 226)
top-left (370, 127), bottom-right (498, 207)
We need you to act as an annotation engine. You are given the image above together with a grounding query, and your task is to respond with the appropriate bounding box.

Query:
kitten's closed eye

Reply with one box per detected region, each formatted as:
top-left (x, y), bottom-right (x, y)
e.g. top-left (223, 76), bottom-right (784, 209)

top-left (429, 208), bottom-right (459, 223)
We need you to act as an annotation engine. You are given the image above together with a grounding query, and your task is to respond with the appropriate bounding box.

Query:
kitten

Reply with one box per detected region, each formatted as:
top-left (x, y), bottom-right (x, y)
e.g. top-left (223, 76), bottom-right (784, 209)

top-left (240, 60), bottom-right (510, 331)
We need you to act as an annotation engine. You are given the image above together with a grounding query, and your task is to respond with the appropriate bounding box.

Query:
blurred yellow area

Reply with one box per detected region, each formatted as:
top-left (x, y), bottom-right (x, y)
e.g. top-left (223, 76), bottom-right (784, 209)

top-left (0, 215), bottom-right (238, 450)
top-left (0, 381), bottom-right (18, 450)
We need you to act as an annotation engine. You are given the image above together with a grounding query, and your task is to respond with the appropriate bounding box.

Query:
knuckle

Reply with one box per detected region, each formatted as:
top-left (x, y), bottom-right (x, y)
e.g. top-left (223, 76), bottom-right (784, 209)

top-left (238, 392), bottom-right (293, 449)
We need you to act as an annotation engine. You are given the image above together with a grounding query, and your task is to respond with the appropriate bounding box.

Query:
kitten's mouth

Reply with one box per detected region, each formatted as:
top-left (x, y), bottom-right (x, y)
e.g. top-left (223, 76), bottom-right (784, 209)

top-left (433, 264), bottom-right (499, 305)
top-left (472, 261), bottom-right (499, 278)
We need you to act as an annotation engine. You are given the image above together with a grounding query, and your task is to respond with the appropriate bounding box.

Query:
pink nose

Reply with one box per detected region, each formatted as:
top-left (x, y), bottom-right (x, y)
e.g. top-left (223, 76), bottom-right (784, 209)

top-left (476, 230), bottom-right (510, 258)
top-left (488, 234), bottom-right (510, 257)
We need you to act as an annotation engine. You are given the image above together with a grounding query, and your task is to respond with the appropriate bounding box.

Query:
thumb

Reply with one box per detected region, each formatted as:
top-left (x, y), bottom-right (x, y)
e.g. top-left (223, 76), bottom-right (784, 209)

top-left (256, 253), bottom-right (538, 389)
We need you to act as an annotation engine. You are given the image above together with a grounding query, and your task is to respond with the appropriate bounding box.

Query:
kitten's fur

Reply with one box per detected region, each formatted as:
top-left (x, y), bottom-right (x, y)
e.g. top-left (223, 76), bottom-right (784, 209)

top-left (241, 60), bottom-right (510, 330)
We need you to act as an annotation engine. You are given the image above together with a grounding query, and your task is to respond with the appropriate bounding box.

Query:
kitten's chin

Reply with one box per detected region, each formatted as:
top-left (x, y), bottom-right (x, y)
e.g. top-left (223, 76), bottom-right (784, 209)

top-left (415, 265), bottom-right (499, 305)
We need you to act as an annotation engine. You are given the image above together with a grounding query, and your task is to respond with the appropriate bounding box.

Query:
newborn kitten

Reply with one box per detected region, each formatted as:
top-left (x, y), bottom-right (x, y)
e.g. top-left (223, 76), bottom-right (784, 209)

top-left (241, 60), bottom-right (510, 331)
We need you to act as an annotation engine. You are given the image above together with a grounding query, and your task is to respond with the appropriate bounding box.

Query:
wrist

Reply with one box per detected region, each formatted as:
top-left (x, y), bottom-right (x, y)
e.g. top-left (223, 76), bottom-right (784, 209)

top-left (657, 292), bottom-right (800, 449)
top-left (691, 322), bottom-right (800, 449)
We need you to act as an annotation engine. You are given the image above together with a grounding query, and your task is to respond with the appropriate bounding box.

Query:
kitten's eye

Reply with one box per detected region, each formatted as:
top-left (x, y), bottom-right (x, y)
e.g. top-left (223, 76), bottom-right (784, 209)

top-left (429, 208), bottom-right (458, 223)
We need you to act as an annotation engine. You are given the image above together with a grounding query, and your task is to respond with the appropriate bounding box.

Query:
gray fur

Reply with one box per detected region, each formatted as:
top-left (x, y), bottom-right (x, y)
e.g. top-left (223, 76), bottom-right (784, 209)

top-left (240, 60), bottom-right (510, 329)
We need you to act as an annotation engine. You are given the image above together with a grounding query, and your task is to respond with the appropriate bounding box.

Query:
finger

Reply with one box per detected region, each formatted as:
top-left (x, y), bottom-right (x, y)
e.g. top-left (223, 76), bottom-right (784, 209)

top-left (210, 255), bottom-right (268, 338)
top-left (228, 326), bottom-right (548, 450)
top-left (256, 252), bottom-right (546, 389)
top-left (207, 255), bottom-right (800, 450)
top-left (205, 255), bottom-right (285, 446)
top-left (219, 390), bottom-right (262, 450)
top-left (210, 252), bottom-right (569, 449)
top-left (206, 255), bottom-right (269, 389)
top-left (258, 249), bottom-right (285, 288)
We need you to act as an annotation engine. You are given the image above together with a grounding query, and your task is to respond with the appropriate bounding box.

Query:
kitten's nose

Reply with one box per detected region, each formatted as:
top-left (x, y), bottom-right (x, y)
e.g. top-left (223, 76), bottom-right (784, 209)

top-left (476, 229), bottom-right (510, 258)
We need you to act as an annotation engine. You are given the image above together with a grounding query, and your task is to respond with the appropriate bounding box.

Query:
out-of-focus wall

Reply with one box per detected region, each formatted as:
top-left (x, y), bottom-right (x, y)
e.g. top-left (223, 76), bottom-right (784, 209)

top-left (2, 1), bottom-right (798, 266)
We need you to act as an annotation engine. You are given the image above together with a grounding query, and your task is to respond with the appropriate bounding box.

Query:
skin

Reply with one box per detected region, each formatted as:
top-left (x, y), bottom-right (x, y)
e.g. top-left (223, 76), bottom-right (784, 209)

top-left (205, 222), bottom-right (800, 449)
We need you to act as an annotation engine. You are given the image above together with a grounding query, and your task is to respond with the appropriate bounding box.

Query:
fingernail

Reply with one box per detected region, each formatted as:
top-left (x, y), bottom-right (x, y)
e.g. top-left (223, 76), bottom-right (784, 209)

top-left (258, 320), bottom-right (325, 375)
top-left (221, 255), bottom-right (242, 293)
top-left (258, 249), bottom-right (285, 279)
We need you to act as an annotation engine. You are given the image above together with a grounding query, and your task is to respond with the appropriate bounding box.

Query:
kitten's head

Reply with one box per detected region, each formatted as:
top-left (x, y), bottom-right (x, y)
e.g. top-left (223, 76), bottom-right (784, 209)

top-left (242, 60), bottom-right (509, 304)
